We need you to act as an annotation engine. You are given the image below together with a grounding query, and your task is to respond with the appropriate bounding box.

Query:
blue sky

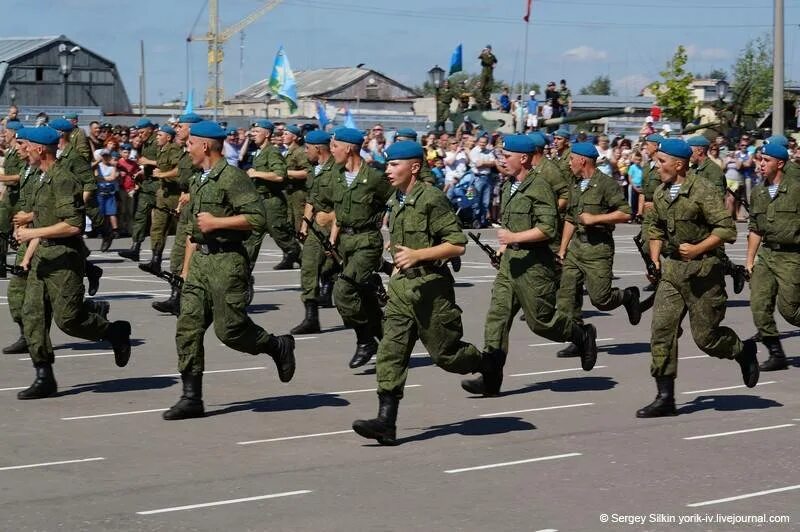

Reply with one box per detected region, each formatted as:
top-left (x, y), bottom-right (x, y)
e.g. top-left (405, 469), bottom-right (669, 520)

top-left (4, 0), bottom-right (798, 103)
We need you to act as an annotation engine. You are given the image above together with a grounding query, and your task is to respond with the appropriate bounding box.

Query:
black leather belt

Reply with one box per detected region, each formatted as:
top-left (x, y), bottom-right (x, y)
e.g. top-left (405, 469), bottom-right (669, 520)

top-left (508, 242), bottom-right (545, 251)
top-left (39, 237), bottom-right (80, 247)
top-left (763, 242), bottom-right (800, 252)
top-left (576, 231), bottom-right (612, 244)
top-left (196, 242), bottom-right (245, 255)
top-left (666, 251), bottom-right (713, 261)
top-left (401, 263), bottom-right (447, 279)
top-left (340, 225), bottom-right (377, 235)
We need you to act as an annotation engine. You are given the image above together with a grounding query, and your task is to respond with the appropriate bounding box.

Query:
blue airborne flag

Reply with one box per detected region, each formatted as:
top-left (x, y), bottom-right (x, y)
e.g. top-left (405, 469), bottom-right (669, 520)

top-left (449, 44), bottom-right (463, 76)
top-left (316, 100), bottom-right (330, 129)
top-left (184, 89), bottom-right (194, 114)
top-left (269, 45), bottom-right (298, 113)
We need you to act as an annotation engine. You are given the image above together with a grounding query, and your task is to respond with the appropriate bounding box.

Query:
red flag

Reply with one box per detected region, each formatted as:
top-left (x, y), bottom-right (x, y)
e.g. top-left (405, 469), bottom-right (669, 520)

top-left (523, 0), bottom-right (532, 22)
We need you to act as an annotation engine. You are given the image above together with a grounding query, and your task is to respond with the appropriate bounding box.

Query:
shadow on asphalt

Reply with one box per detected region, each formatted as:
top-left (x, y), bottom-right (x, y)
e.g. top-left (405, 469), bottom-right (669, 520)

top-left (356, 356), bottom-right (433, 376)
top-left (88, 258), bottom-right (125, 264)
top-left (57, 376), bottom-right (178, 396)
top-left (453, 282), bottom-right (475, 288)
top-left (726, 300), bottom-right (751, 308)
top-left (397, 416), bottom-right (536, 444)
top-left (678, 394), bottom-right (783, 415)
top-left (500, 376), bottom-right (618, 397)
top-left (55, 338), bottom-right (146, 350)
top-left (205, 393), bottom-right (350, 417)
top-left (602, 342), bottom-right (651, 356)
top-left (247, 303), bottom-right (281, 314)
top-left (582, 310), bottom-right (612, 318)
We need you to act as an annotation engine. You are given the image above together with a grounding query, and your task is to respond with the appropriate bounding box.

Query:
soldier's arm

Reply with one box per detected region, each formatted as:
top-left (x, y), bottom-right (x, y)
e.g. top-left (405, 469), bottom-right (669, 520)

top-left (226, 175), bottom-right (267, 233)
top-left (287, 151), bottom-right (310, 180)
top-left (512, 183), bottom-right (557, 244)
top-left (745, 231), bottom-right (762, 274)
top-left (181, 236), bottom-right (195, 279)
top-left (0, 173), bottom-right (20, 183)
top-left (701, 187), bottom-right (737, 244)
top-left (558, 221), bottom-right (576, 259)
top-left (403, 192), bottom-right (466, 263)
top-left (20, 237), bottom-right (40, 270)
top-left (249, 150), bottom-right (287, 182)
top-left (583, 177), bottom-right (632, 225)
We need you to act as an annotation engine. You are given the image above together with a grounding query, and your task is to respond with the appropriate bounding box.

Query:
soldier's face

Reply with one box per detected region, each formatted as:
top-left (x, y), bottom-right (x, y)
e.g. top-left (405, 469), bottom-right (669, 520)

top-left (330, 140), bottom-right (351, 164)
top-left (759, 155), bottom-right (783, 179)
top-left (24, 141), bottom-right (42, 166)
top-left (283, 131), bottom-right (296, 146)
top-left (251, 127), bottom-right (268, 145)
top-left (690, 146), bottom-right (704, 164)
top-left (305, 143), bottom-right (319, 163)
top-left (500, 150), bottom-right (522, 175)
top-left (176, 123), bottom-right (190, 142)
top-left (568, 153), bottom-right (585, 175)
top-left (156, 131), bottom-right (170, 147)
top-left (645, 141), bottom-right (658, 157)
top-left (555, 137), bottom-right (567, 150)
top-left (656, 153), bottom-right (680, 182)
top-left (15, 139), bottom-right (27, 161)
top-left (385, 159), bottom-right (417, 187)
top-left (186, 136), bottom-right (208, 166)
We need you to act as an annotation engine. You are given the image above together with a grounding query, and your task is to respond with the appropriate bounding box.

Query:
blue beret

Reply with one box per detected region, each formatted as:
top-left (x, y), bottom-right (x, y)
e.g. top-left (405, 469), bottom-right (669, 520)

top-left (17, 126), bottom-right (60, 146)
top-left (50, 118), bottom-right (74, 132)
top-left (134, 118), bottom-right (154, 128)
top-left (645, 134), bottom-right (664, 144)
top-left (286, 124), bottom-right (302, 136)
top-left (189, 120), bottom-right (227, 140)
top-left (765, 135), bottom-right (789, 148)
top-left (178, 112), bottom-right (203, 124)
top-left (686, 136), bottom-right (710, 147)
top-left (5, 120), bottom-right (23, 131)
top-left (526, 131), bottom-right (547, 149)
top-left (251, 119), bottom-right (274, 130)
top-left (305, 130), bottom-right (331, 145)
top-left (225, 127), bottom-right (238, 136)
top-left (395, 128), bottom-right (418, 140)
top-left (385, 140), bottom-right (424, 161)
top-left (120, 143), bottom-right (133, 150)
top-left (159, 124), bottom-right (176, 137)
top-left (63, 112), bottom-right (78, 120)
top-left (762, 143), bottom-right (788, 161)
top-left (554, 128), bottom-right (571, 139)
top-left (333, 127), bottom-right (364, 146)
top-left (502, 134), bottom-right (536, 154)
top-left (571, 142), bottom-right (599, 160)
top-left (658, 139), bottom-right (692, 159)
top-left (110, 151), bottom-right (120, 158)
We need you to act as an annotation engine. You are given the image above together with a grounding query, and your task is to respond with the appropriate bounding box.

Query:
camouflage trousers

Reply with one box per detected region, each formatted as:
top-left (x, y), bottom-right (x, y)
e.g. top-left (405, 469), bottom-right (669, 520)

top-left (332, 230), bottom-right (383, 330)
top-left (23, 245), bottom-right (110, 366)
top-left (650, 256), bottom-right (743, 377)
top-left (377, 272), bottom-right (481, 399)
top-left (175, 248), bottom-right (274, 376)
top-left (130, 191), bottom-right (155, 243)
top-left (285, 188), bottom-right (306, 233)
top-left (7, 243), bottom-right (28, 325)
top-left (243, 194), bottom-right (301, 268)
top-left (169, 208), bottom-right (191, 275)
top-left (299, 221), bottom-right (336, 303)
top-left (150, 189), bottom-right (179, 251)
top-left (750, 247), bottom-right (800, 339)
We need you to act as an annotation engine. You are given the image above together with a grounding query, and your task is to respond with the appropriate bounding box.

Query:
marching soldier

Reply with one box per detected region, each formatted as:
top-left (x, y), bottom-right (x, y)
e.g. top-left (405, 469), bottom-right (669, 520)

top-left (328, 127), bottom-right (393, 368)
top-left (637, 139), bottom-right (758, 418)
top-left (394, 128), bottom-right (435, 185)
top-left (283, 124), bottom-right (311, 233)
top-left (14, 126), bottom-right (131, 400)
top-left (163, 121), bottom-right (295, 420)
top-left (633, 133), bottom-right (663, 296)
top-left (553, 143), bottom-right (641, 358)
top-left (352, 141), bottom-right (502, 445)
top-left (551, 128), bottom-right (573, 184)
top-left (244, 119), bottom-right (302, 271)
top-left (63, 112), bottom-right (92, 162)
top-left (119, 118), bottom-right (159, 262)
top-left (0, 120), bottom-right (25, 277)
top-left (746, 143), bottom-right (800, 371)
top-left (292, 130), bottom-right (338, 334)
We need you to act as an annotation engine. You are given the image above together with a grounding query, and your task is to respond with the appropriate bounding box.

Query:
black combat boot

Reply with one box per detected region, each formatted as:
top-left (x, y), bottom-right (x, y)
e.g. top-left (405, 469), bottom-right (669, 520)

top-left (88, 299), bottom-right (110, 320)
top-left (573, 323), bottom-right (598, 371)
top-left (317, 278), bottom-right (335, 308)
top-left (461, 348), bottom-right (507, 396)
top-left (162, 373), bottom-right (205, 420)
top-left (152, 285), bottom-right (181, 316)
top-left (352, 393), bottom-right (399, 445)
top-left (759, 337), bottom-right (789, 371)
top-left (3, 322), bottom-right (28, 354)
top-left (141, 245), bottom-right (163, 275)
top-left (118, 241), bottom-right (141, 262)
top-left (17, 363), bottom-right (58, 400)
top-left (349, 326), bottom-right (378, 369)
top-left (622, 286), bottom-right (642, 325)
top-left (636, 376), bottom-right (677, 418)
top-left (246, 275), bottom-right (255, 305)
top-left (731, 264), bottom-right (747, 295)
top-left (86, 262), bottom-right (103, 297)
top-left (105, 320), bottom-right (132, 368)
top-left (0, 239), bottom-right (7, 279)
top-left (273, 249), bottom-right (301, 270)
top-left (290, 301), bottom-right (321, 335)
top-left (100, 228), bottom-right (118, 253)
top-left (266, 334), bottom-right (296, 382)
top-left (735, 338), bottom-right (760, 388)
top-left (643, 282), bottom-right (656, 292)
top-left (557, 342), bottom-right (581, 358)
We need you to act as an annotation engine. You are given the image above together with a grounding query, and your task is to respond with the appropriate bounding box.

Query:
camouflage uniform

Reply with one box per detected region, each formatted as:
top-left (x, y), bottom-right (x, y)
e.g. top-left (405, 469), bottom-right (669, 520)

top-left (299, 157), bottom-right (337, 303)
top-left (169, 148), bottom-right (197, 275)
top-left (68, 126), bottom-right (92, 163)
top-left (130, 134), bottom-right (159, 243)
top-left (0, 147), bottom-right (25, 272)
top-left (284, 144), bottom-right (311, 232)
top-left (149, 141), bottom-right (183, 254)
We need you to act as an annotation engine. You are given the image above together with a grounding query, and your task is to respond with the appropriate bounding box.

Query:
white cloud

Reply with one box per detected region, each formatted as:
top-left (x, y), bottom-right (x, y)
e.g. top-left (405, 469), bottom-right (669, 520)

top-left (562, 46), bottom-right (608, 62)
top-left (614, 74), bottom-right (652, 96)
top-left (685, 45), bottom-right (731, 61)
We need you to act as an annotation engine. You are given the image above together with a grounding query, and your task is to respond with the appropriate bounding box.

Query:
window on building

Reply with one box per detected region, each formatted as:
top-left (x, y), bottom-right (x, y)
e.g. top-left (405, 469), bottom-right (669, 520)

top-left (35, 67), bottom-right (44, 81)
top-left (366, 77), bottom-right (379, 99)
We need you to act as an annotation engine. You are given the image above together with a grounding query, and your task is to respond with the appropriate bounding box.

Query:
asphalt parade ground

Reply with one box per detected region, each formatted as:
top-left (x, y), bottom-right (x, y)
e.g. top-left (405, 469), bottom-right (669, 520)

top-left (0, 224), bottom-right (797, 532)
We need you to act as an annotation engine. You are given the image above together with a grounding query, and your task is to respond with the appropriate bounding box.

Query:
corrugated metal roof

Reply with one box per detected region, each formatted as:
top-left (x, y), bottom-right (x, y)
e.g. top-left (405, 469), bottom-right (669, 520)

top-left (0, 35), bottom-right (63, 63)
top-left (233, 67), bottom-right (371, 100)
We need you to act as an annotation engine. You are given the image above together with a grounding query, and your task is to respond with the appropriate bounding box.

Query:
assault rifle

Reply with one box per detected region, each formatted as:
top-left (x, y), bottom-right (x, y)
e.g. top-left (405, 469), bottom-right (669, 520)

top-left (138, 264), bottom-right (184, 289)
top-left (633, 232), bottom-right (658, 312)
top-left (4, 264), bottom-right (26, 276)
top-left (467, 232), bottom-right (501, 269)
top-left (154, 205), bottom-right (180, 218)
top-left (0, 232), bottom-right (20, 251)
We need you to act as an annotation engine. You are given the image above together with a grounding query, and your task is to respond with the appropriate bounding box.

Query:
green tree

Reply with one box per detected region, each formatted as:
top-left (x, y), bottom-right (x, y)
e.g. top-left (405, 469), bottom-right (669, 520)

top-left (731, 35), bottom-right (772, 118)
top-left (579, 75), bottom-right (614, 95)
top-left (708, 68), bottom-right (728, 80)
top-left (649, 45), bottom-right (696, 127)
top-left (415, 72), bottom-right (503, 97)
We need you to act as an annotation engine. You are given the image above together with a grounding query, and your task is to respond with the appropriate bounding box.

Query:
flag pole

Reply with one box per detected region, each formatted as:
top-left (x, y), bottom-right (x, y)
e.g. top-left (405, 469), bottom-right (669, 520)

top-left (522, 19), bottom-right (530, 93)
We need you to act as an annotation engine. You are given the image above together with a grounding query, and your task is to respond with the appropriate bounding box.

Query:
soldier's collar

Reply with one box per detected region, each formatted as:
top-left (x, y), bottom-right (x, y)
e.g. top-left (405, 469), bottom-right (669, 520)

top-left (205, 158), bottom-right (228, 181)
top-left (403, 180), bottom-right (427, 205)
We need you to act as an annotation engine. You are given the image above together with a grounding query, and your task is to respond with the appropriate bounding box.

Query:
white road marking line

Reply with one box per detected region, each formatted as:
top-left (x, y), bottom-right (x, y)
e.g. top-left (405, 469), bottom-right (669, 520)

top-left (686, 484), bottom-right (800, 507)
top-left (681, 381), bottom-right (777, 395)
top-left (410, 351), bottom-right (428, 358)
top-left (679, 355), bottom-right (707, 360)
top-left (528, 338), bottom-right (614, 347)
top-left (444, 453), bottom-right (582, 474)
top-left (511, 366), bottom-right (607, 377)
top-left (294, 336), bottom-right (318, 340)
top-left (331, 384), bottom-right (421, 395)
top-left (535, 529), bottom-right (558, 532)
top-left (683, 424), bottom-right (795, 440)
top-left (238, 430), bottom-right (354, 445)
top-left (62, 409), bottom-right (167, 421)
top-left (17, 351), bottom-right (113, 361)
top-left (480, 402), bottom-right (594, 417)
top-left (152, 366), bottom-right (266, 378)
top-left (0, 457), bottom-right (105, 471)
top-left (0, 386), bottom-right (27, 392)
top-left (136, 490), bottom-right (312, 515)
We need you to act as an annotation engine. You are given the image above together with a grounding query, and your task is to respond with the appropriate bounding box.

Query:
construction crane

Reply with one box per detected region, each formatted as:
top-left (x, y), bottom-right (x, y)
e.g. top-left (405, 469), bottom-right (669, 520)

top-left (187, 0), bottom-right (282, 117)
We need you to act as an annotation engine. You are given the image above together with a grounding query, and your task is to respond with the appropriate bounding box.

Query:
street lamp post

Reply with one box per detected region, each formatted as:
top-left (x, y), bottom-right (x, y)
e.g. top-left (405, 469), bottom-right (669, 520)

top-left (58, 43), bottom-right (81, 108)
top-left (9, 86), bottom-right (17, 106)
top-left (428, 65), bottom-right (445, 131)
top-left (265, 91), bottom-right (272, 119)
top-left (715, 79), bottom-right (729, 102)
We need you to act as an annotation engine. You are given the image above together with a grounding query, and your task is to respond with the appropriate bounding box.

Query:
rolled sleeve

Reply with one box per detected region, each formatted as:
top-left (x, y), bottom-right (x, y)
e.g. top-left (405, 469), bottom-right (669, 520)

top-left (429, 192), bottom-right (467, 246)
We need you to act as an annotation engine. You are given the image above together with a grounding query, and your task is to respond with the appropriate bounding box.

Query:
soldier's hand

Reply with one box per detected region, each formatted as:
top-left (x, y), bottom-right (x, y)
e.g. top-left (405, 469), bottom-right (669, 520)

top-left (678, 243), bottom-right (699, 261)
top-left (246, 168), bottom-right (256, 178)
top-left (19, 257), bottom-right (30, 271)
top-left (177, 192), bottom-right (190, 210)
top-left (195, 212), bottom-right (218, 233)
top-left (12, 211), bottom-right (33, 226)
top-left (647, 260), bottom-right (661, 284)
top-left (153, 169), bottom-right (161, 178)
top-left (556, 249), bottom-right (566, 265)
top-left (393, 245), bottom-right (420, 270)
top-left (15, 227), bottom-right (33, 244)
top-left (745, 261), bottom-right (754, 279)
top-left (578, 212), bottom-right (596, 226)
top-left (497, 228), bottom-right (515, 245)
